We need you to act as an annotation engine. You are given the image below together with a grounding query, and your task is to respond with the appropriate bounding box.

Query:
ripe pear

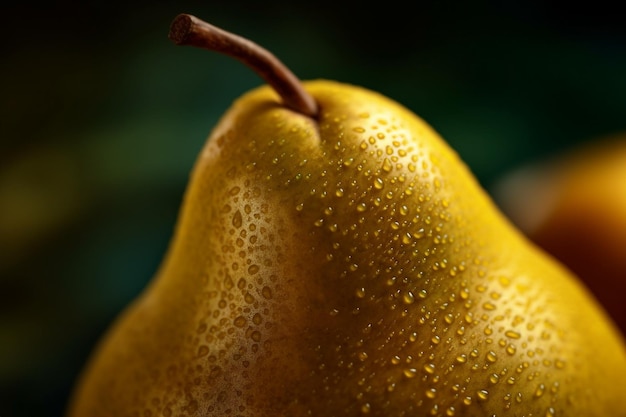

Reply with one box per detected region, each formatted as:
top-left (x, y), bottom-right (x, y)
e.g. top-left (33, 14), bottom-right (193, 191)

top-left (494, 136), bottom-right (626, 335)
top-left (66, 14), bottom-right (626, 417)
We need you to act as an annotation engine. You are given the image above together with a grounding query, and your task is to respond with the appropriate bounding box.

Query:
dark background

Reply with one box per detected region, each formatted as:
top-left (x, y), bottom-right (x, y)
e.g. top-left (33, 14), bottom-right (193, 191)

top-left (1, 2), bottom-right (625, 416)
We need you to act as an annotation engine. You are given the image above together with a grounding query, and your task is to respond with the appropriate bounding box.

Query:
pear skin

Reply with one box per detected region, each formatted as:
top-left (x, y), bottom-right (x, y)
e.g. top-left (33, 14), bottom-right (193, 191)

top-left (66, 15), bottom-right (626, 417)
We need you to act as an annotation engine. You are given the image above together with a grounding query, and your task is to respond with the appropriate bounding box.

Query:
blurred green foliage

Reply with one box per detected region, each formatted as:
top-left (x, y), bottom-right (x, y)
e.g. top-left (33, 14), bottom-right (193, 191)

top-left (1, 2), bottom-right (625, 416)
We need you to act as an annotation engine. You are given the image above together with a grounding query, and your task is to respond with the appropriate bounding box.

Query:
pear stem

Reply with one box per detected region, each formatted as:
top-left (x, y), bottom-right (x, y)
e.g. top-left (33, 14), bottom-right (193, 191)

top-left (169, 13), bottom-right (319, 118)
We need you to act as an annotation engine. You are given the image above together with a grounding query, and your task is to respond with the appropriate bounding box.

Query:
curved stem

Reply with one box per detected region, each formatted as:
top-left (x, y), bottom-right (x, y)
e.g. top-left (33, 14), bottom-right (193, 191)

top-left (169, 13), bottom-right (319, 118)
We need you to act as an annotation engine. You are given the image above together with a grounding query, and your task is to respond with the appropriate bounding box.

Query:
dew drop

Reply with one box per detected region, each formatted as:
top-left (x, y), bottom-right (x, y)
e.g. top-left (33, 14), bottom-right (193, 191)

top-left (534, 383), bottom-right (545, 398)
top-left (505, 330), bottom-right (521, 339)
top-left (197, 345), bottom-right (209, 357)
top-left (237, 278), bottom-right (246, 289)
top-left (482, 302), bottom-right (496, 311)
top-left (234, 316), bottom-right (247, 328)
top-left (373, 178), bottom-right (384, 189)
top-left (251, 330), bottom-right (261, 342)
top-left (232, 210), bottom-right (243, 228)
top-left (403, 368), bottom-right (417, 378)
top-left (425, 388), bottom-right (437, 399)
top-left (423, 363), bottom-right (436, 374)
top-left (402, 291), bottom-right (415, 305)
top-left (476, 389), bottom-right (489, 401)
top-left (382, 158), bottom-right (393, 172)
top-left (261, 286), bottom-right (273, 299)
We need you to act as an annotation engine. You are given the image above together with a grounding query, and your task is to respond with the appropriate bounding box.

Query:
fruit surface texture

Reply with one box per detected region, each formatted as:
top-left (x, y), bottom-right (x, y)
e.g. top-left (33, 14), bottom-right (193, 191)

top-left (67, 80), bottom-right (626, 417)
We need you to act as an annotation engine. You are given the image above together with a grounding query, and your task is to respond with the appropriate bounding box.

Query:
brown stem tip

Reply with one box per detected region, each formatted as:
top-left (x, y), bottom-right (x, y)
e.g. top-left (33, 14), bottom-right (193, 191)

top-left (169, 13), bottom-right (319, 118)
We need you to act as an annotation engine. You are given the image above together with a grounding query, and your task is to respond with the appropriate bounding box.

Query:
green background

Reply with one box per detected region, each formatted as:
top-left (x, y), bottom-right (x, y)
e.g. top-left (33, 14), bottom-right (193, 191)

top-left (1, 2), bottom-right (625, 416)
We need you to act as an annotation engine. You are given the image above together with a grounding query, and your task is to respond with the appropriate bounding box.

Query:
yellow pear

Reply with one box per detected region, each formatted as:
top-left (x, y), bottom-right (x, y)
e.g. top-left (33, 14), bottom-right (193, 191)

top-left (494, 135), bottom-right (626, 335)
top-left (66, 14), bottom-right (626, 417)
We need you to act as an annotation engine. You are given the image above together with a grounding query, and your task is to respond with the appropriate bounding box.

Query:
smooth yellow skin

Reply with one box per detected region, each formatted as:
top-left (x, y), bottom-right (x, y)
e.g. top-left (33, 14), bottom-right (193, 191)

top-left (495, 137), bottom-right (626, 335)
top-left (67, 81), bottom-right (626, 417)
